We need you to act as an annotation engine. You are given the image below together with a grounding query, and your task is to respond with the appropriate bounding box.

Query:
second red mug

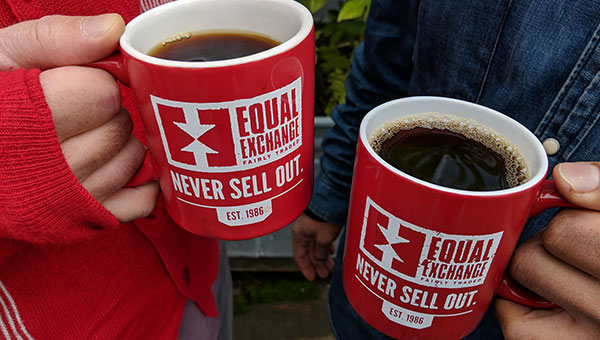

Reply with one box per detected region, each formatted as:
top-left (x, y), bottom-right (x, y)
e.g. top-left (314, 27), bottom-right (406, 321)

top-left (343, 96), bottom-right (574, 339)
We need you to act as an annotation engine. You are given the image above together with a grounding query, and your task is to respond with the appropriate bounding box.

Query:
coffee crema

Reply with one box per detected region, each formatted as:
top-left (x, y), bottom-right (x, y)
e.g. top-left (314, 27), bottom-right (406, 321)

top-left (369, 113), bottom-right (530, 191)
top-left (147, 30), bottom-right (281, 62)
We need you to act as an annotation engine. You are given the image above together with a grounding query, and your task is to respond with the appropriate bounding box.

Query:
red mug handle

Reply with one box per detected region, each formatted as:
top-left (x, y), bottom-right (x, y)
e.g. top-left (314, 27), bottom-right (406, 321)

top-left (89, 51), bottom-right (130, 85)
top-left (495, 179), bottom-right (577, 309)
top-left (89, 52), bottom-right (156, 187)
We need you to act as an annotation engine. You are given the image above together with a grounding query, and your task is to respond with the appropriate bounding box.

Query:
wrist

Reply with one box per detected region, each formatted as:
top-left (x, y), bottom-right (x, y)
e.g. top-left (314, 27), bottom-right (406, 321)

top-left (304, 206), bottom-right (326, 222)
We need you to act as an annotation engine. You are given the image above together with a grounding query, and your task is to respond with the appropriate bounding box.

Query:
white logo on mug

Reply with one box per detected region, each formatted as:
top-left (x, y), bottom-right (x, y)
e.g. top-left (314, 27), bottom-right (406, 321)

top-left (151, 77), bottom-right (303, 173)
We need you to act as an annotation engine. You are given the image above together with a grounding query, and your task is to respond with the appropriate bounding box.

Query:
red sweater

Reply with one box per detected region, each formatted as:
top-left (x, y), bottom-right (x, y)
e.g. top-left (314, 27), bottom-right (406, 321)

top-left (0, 1), bottom-right (219, 339)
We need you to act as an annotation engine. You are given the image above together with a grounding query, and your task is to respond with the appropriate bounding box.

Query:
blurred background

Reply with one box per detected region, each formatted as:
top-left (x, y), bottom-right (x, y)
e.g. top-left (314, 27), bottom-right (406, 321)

top-left (227, 1), bottom-right (370, 339)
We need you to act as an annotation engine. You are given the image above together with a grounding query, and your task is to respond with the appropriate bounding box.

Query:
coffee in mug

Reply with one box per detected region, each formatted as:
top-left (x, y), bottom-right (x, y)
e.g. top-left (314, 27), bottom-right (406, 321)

top-left (148, 31), bottom-right (281, 62)
top-left (369, 113), bottom-right (530, 191)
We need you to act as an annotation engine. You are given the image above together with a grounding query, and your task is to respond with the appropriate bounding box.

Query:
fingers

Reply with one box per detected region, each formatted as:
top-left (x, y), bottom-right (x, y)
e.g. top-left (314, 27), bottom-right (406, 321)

top-left (498, 162), bottom-right (600, 339)
top-left (60, 107), bottom-right (133, 181)
top-left (509, 230), bottom-right (600, 322)
top-left (294, 242), bottom-right (316, 281)
top-left (102, 182), bottom-right (160, 222)
top-left (82, 134), bottom-right (158, 223)
top-left (553, 162), bottom-right (600, 211)
top-left (292, 215), bottom-right (318, 281)
top-left (313, 232), bottom-right (336, 278)
top-left (542, 209), bottom-right (600, 279)
top-left (0, 14), bottom-right (124, 70)
top-left (495, 298), bottom-right (577, 340)
top-left (292, 213), bottom-right (341, 281)
top-left (81, 134), bottom-right (145, 202)
top-left (40, 66), bottom-right (121, 141)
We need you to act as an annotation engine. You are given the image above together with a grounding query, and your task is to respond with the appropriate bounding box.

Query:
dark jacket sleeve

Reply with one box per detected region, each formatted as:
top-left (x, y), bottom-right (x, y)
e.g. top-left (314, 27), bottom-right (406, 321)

top-left (308, 0), bottom-right (419, 226)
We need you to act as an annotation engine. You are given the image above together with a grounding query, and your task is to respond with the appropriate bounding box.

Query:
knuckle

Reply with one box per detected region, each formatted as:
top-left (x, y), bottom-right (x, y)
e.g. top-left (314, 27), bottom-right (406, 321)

top-left (137, 186), bottom-right (159, 217)
top-left (509, 242), bottom-right (539, 287)
top-left (120, 148), bottom-right (144, 178)
top-left (103, 110), bottom-right (133, 146)
top-left (137, 200), bottom-right (156, 219)
top-left (543, 210), bottom-right (600, 260)
top-left (89, 112), bottom-right (132, 167)
top-left (32, 16), bottom-right (56, 53)
top-left (93, 68), bottom-right (122, 115)
top-left (542, 213), bottom-right (571, 253)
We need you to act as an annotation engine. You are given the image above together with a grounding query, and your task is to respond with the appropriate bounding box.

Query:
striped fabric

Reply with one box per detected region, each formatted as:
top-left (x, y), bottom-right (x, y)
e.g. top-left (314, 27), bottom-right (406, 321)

top-left (0, 281), bottom-right (34, 340)
top-left (140, 0), bottom-right (174, 13)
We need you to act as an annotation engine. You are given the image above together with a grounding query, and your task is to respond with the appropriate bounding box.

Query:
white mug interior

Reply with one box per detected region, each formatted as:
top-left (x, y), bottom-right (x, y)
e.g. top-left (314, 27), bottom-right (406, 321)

top-left (120, 0), bottom-right (313, 68)
top-left (360, 96), bottom-right (549, 196)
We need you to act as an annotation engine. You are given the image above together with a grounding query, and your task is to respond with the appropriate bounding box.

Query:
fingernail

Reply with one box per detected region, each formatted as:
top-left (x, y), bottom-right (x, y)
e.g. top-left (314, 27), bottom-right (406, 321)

top-left (557, 163), bottom-right (600, 193)
top-left (81, 14), bottom-right (118, 38)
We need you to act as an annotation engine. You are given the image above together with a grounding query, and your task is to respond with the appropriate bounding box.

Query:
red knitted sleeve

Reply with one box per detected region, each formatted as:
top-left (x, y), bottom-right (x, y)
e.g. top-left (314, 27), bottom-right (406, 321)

top-left (0, 68), bottom-right (121, 244)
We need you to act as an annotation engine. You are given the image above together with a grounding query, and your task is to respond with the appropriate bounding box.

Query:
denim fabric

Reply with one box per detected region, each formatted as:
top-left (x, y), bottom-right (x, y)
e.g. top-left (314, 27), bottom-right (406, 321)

top-left (310, 0), bottom-right (600, 339)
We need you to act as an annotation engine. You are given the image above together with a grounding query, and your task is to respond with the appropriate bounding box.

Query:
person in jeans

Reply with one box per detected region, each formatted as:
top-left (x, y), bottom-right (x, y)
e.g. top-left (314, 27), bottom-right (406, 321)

top-left (292, 0), bottom-right (600, 339)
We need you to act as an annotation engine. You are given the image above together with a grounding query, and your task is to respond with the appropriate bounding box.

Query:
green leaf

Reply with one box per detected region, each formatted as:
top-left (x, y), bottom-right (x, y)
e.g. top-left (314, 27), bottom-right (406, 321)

top-left (337, 0), bottom-right (369, 22)
top-left (338, 20), bottom-right (366, 35)
top-left (300, 0), bottom-right (329, 13)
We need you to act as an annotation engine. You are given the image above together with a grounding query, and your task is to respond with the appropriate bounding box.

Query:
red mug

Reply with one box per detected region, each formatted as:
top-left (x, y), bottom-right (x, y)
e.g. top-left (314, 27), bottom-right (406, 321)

top-left (343, 97), bottom-right (575, 339)
top-left (93, 0), bottom-right (315, 240)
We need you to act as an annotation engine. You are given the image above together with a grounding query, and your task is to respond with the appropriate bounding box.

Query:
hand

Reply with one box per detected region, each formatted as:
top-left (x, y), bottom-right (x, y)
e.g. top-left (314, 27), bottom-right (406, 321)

top-left (292, 213), bottom-right (341, 280)
top-left (0, 15), bottom-right (159, 222)
top-left (495, 162), bottom-right (600, 339)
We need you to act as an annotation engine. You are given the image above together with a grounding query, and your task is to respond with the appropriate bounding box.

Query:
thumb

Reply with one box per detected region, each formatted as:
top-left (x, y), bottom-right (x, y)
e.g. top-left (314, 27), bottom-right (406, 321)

top-left (553, 162), bottom-right (600, 211)
top-left (0, 14), bottom-right (124, 70)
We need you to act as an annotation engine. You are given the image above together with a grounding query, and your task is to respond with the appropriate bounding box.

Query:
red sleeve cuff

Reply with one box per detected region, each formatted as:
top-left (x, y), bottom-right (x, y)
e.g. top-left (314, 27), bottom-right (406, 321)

top-left (0, 68), bottom-right (119, 244)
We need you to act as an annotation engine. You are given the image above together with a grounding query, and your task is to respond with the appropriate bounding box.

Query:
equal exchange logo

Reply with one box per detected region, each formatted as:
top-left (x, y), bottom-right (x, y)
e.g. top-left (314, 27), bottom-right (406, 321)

top-left (151, 77), bottom-right (302, 172)
top-left (355, 197), bottom-right (503, 329)
top-left (149, 78), bottom-right (304, 226)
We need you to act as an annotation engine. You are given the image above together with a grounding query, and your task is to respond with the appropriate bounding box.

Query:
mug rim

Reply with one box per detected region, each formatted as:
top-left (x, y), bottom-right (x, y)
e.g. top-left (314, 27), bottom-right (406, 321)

top-left (119, 0), bottom-right (313, 68)
top-left (359, 96), bottom-right (549, 197)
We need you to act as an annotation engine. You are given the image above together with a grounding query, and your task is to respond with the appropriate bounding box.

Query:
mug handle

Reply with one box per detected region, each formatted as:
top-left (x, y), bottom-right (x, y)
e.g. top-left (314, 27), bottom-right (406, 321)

top-left (89, 51), bottom-right (130, 85)
top-left (495, 179), bottom-right (577, 309)
top-left (88, 52), bottom-right (156, 187)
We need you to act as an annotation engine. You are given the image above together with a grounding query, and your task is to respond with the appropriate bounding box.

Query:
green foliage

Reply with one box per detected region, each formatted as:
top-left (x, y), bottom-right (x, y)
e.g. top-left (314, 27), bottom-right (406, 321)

top-left (338, 0), bottom-right (370, 22)
top-left (302, 0), bottom-right (329, 12)
top-left (300, 0), bottom-right (370, 116)
top-left (233, 277), bottom-right (323, 316)
top-left (247, 279), bottom-right (321, 303)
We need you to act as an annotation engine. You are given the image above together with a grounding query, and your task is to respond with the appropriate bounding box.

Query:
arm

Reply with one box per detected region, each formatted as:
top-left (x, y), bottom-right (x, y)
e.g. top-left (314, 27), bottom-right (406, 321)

top-left (293, 0), bottom-right (419, 280)
top-left (496, 162), bottom-right (600, 339)
top-left (0, 15), bottom-right (159, 244)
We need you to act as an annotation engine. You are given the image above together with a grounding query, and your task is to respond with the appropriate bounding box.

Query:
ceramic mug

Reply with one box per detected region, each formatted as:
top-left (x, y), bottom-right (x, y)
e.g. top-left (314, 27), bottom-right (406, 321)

top-left (343, 96), bottom-right (574, 339)
top-left (93, 0), bottom-right (315, 240)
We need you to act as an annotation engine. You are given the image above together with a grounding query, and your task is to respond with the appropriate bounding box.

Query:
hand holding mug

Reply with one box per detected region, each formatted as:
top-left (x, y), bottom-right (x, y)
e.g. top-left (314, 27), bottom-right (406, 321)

top-left (0, 14), bottom-right (160, 222)
top-left (496, 162), bottom-right (600, 340)
top-left (91, 0), bottom-right (315, 239)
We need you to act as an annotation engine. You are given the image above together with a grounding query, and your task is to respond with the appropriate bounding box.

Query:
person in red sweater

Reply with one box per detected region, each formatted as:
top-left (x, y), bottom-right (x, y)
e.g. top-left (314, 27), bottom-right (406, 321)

top-left (0, 1), bottom-right (232, 339)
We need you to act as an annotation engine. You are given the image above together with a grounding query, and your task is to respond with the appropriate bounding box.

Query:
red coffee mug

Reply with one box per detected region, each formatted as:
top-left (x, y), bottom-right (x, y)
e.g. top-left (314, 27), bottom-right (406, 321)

top-left (93, 0), bottom-right (315, 240)
top-left (343, 97), bottom-right (575, 339)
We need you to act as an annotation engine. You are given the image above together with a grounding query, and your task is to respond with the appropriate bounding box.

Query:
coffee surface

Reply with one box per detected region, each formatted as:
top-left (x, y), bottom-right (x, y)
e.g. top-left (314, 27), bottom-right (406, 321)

top-left (370, 113), bottom-right (530, 191)
top-left (148, 31), bottom-right (280, 62)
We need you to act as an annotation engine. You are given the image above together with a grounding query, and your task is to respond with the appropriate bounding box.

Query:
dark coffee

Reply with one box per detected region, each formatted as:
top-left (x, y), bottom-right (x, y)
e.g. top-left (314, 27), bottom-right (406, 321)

top-left (370, 113), bottom-right (529, 191)
top-left (148, 31), bottom-right (280, 62)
